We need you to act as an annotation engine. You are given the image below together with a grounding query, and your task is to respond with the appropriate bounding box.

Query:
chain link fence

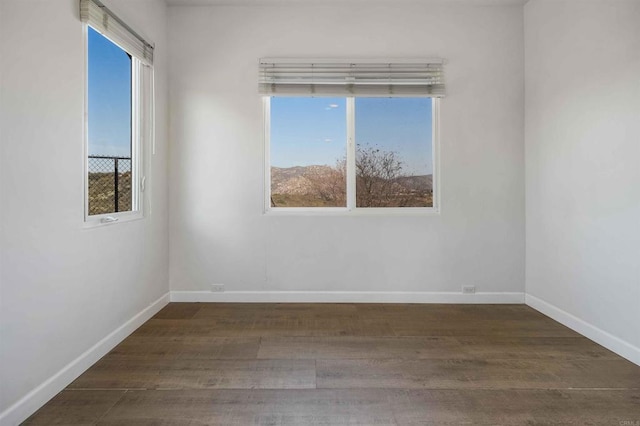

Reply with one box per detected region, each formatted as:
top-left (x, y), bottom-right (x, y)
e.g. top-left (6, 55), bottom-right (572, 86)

top-left (88, 156), bottom-right (132, 215)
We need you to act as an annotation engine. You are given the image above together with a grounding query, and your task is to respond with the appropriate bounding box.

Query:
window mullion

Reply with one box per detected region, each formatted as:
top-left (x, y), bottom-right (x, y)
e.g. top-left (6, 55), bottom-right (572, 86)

top-left (346, 97), bottom-right (356, 210)
top-left (432, 98), bottom-right (439, 212)
top-left (264, 97), bottom-right (272, 212)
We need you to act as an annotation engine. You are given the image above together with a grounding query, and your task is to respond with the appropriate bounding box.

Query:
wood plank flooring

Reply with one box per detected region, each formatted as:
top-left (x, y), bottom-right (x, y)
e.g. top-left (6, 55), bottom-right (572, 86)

top-left (24, 303), bottom-right (640, 425)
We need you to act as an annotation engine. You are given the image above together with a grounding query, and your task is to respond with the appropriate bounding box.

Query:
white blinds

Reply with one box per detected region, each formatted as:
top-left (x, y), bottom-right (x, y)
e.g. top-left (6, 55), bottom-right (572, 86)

top-left (80, 0), bottom-right (154, 65)
top-left (259, 59), bottom-right (445, 97)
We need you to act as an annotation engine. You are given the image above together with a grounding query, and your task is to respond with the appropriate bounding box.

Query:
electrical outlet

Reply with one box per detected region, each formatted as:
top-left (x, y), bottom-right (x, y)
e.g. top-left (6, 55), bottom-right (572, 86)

top-left (462, 285), bottom-right (476, 294)
top-left (211, 284), bottom-right (225, 292)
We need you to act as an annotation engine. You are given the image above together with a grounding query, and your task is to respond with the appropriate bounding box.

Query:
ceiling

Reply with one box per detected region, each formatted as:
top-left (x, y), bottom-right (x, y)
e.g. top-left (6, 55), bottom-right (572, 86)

top-left (165, 0), bottom-right (528, 6)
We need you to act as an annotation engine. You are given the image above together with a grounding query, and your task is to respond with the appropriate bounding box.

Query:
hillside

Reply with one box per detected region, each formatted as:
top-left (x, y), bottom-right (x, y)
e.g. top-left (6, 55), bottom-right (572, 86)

top-left (88, 171), bottom-right (132, 215)
top-left (271, 165), bottom-right (337, 195)
top-left (271, 165), bottom-right (433, 208)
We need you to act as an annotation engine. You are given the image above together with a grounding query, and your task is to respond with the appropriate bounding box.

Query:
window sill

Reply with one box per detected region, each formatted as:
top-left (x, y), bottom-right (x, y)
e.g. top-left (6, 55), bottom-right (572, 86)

top-left (83, 211), bottom-right (144, 229)
top-left (264, 207), bottom-right (440, 217)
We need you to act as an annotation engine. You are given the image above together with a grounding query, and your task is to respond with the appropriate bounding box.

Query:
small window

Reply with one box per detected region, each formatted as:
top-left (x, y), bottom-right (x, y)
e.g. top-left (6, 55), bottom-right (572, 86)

top-left (81, 0), bottom-right (154, 225)
top-left (266, 96), bottom-right (438, 212)
top-left (87, 27), bottom-right (135, 217)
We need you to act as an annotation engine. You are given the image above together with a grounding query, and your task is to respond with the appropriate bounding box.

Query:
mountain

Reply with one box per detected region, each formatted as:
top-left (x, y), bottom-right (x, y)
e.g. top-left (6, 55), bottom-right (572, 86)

top-left (271, 165), bottom-right (432, 194)
top-left (394, 174), bottom-right (433, 192)
top-left (271, 165), bottom-right (337, 195)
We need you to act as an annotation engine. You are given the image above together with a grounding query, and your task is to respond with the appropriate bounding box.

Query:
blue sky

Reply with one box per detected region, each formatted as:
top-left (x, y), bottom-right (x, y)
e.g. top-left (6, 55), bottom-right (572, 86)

top-left (271, 97), bottom-right (347, 169)
top-left (88, 27), bottom-right (433, 176)
top-left (271, 97), bottom-right (433, 176)
top-left (88, 27), bottom-right (132, 158)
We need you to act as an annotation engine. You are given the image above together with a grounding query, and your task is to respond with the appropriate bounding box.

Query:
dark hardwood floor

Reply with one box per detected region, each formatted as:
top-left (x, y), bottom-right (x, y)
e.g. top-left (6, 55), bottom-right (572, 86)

top-left (24, 303), bottom-right (640, 425)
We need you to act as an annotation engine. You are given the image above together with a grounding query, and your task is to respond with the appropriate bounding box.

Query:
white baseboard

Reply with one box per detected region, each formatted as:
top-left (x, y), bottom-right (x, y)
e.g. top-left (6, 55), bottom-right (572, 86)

top-left (526, 294), bottom-right (640, 366)
top-left (170, 290), bottom-right (525, 304)
top-left (0, 292), bottom-right (170, 426)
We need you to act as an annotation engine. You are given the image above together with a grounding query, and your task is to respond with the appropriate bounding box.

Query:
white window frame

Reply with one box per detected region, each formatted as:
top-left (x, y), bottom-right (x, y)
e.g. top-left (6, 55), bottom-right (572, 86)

top-left (263, 96), bottom-right (440, 216)
top-left (83, 24), bottom-right (150, 227)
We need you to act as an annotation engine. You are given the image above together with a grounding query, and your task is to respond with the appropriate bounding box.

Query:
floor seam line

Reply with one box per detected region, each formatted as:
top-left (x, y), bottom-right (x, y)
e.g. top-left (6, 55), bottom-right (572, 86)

top-left (93, 389), bottom-right (129, 425)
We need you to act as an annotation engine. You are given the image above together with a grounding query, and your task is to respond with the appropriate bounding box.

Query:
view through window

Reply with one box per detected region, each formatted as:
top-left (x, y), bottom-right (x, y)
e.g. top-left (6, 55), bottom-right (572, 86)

top-left (269, 97), bottom-right (434, 209)
top-left (270, 97), bottom-right (347, 207)
top-left (87, 27), bottom-right (134, 216)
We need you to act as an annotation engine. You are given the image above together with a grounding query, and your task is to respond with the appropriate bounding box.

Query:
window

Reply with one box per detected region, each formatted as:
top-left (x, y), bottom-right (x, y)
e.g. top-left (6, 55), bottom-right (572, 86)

top-left (81, 0), bottom-right (154, 224)
top-left (270, 97), bottom-right (347, 208)
top-left (87, 28), bottom-right (134, 216)
top-left (355, 98), bottom-right (434, 208)
top-left (267, 97), bottom-right (436, 211)
top-left (261, 59), bottom-right (444, 213)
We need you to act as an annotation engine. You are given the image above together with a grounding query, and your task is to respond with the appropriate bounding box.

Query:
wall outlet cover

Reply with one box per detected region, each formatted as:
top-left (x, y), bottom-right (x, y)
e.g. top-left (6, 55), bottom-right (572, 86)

top-left (211, 284), bottom-right (225, 292)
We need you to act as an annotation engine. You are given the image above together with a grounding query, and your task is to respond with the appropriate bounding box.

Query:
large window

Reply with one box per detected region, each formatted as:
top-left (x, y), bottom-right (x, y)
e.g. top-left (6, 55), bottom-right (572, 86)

top-left (266, 97), bottom-right (437, 212)
top-left (260, 59), bottom-right (443, 213)
top-left (82, 0), bottom-right (154, 224)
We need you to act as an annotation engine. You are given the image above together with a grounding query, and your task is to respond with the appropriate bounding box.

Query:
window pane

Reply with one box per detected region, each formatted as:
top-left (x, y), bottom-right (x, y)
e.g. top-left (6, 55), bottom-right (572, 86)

top-left (87, 27), bottom-right (133, 215)
top-left (270, 97), bottom-right (347, 207)
top-left (355, 98), bottom-right (433, 208)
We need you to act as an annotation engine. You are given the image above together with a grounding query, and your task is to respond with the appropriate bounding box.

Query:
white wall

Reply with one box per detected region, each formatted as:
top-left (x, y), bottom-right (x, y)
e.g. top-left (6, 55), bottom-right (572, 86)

top-left (168, 3), bottom-right (525, 299)
top-left (0, 0), bottom-right (169, 421)
top-left (1, 0), bottom-right (637, 421)
top-left (525, 0), bottom-right (640, 362)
